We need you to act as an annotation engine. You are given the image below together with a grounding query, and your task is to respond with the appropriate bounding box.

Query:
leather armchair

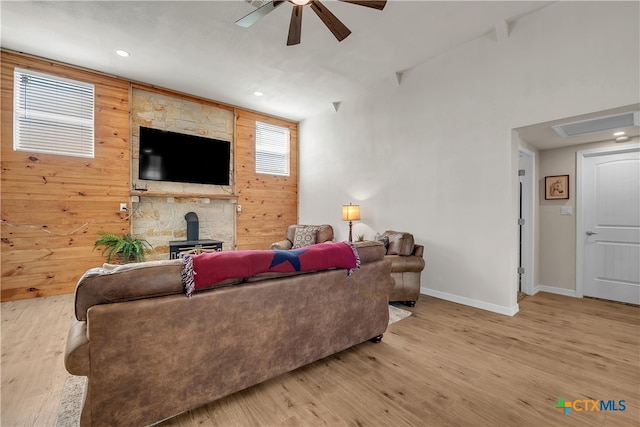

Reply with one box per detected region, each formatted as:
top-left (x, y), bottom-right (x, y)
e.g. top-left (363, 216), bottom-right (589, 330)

top-left (270, 224), bottom-right (334, 250)
top-left (381, 231), bottom-right (425, 307)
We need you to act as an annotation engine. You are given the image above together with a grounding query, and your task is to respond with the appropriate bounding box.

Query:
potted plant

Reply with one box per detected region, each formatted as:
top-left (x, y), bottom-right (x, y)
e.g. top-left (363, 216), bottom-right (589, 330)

top-left (94, 231), bottom-right (152, 264)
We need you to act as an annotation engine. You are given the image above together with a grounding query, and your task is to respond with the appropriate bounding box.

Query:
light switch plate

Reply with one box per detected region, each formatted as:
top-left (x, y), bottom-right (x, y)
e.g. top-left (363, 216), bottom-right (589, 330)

top-left (561, 206), bottom-right (573, 215)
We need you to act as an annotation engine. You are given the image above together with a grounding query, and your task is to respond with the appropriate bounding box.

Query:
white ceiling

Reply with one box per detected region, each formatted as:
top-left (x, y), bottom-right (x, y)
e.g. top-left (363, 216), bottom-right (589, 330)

top-left (2, 0), bottom-right (552, 122)
top-left (3, 0), bottom-right (637, 149)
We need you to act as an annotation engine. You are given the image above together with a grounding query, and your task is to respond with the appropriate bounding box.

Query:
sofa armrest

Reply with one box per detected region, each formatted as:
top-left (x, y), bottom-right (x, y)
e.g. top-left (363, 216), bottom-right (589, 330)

top-left (65, 318), bottom-right (90, 376)
top-left (270, 239), bottom-right (293, 250)
top-left (385, 254), bottom-right (425, 273)
top-left (413, 244), bottom-right (424, 258)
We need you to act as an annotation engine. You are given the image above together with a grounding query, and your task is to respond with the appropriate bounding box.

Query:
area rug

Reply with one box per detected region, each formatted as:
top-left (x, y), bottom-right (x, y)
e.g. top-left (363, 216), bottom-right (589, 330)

top-left (55, 375), bottom-right (86, 427)
top-left (56, 305), bottom-right (412, 426)
top-left (388, 304), bottom-right (412, 325)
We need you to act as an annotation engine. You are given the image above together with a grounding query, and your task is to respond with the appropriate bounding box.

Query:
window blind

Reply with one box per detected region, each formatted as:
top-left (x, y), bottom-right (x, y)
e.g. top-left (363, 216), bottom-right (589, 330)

top-left (255, 121), bottom-right (290, 176)
top-left (14, 68), bottom-right (95, 158)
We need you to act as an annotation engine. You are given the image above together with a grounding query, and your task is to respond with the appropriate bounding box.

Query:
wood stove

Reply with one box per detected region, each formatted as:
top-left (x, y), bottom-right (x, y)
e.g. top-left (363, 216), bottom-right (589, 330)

top-left (169, 211), bottom-right (223, 258)
top-left (169, 239), bottom-right (223, 259)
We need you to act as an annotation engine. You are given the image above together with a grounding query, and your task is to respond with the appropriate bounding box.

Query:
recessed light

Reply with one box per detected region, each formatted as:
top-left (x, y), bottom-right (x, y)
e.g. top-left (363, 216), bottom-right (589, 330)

top-left (254, 91), bottom-right (263, 97)
top-left (115, 49), bottom-right (130, 57)
top-left (613, 131), bottom-right (626, 136)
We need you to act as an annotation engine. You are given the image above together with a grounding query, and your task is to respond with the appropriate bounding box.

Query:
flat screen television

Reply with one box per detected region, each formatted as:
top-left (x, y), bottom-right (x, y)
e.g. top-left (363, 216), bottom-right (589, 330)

top-left (138, 126), bottom-right (231, 186)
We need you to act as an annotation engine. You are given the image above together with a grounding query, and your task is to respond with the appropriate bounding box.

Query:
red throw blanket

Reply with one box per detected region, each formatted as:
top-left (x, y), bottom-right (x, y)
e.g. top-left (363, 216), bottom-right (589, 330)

top-left (181, 242), bottom-right (360, 297)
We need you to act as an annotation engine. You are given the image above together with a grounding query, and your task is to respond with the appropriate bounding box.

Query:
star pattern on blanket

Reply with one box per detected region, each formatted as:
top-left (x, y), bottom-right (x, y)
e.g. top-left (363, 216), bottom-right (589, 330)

top-left (269, 248), bottom-right (309, 271)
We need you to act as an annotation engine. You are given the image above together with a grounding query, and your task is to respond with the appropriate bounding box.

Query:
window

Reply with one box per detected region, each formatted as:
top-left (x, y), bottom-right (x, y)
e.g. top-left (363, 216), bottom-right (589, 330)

top-left (255, 121), bottom-right (290, 176)
top-left (14, 68), bottom-right (95, 158)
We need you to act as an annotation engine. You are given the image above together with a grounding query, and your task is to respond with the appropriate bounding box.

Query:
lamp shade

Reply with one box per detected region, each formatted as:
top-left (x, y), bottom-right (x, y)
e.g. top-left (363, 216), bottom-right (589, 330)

top-left (342, 204), bottom-right (361, 221)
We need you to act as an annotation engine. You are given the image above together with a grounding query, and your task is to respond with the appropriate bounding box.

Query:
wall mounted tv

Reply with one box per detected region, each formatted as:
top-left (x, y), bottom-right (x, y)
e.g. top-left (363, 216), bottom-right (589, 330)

top-left (138, 126), bottom-right (231, 186)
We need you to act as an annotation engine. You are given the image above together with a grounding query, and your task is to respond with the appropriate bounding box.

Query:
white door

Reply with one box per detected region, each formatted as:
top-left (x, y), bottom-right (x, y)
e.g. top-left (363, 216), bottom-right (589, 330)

top-left (578, 145), bottom-right (640, 305)
top-left (518, 148), bottom-right (535, 296)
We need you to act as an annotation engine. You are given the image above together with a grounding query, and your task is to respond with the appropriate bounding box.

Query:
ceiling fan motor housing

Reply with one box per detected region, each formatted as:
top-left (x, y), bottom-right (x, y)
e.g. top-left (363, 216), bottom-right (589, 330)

top-left (236, 0), bottom-right (387, 46)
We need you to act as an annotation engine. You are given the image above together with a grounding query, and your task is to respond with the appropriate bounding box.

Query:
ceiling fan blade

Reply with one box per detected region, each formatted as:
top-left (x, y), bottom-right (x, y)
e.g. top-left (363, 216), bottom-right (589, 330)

top-left (310, 0), bottom-right (352, 42)
top-left (287, 5), bottom-right (303, 46)
top-left (235, 0), bottom-right (285, 28)
top-left (338, 0), bottom-right (387, 10)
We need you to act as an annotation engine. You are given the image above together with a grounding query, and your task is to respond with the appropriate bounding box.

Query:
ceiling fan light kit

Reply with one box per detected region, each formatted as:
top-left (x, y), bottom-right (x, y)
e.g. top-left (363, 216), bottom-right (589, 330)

top-left (236, 0), bottom-right (387, 46)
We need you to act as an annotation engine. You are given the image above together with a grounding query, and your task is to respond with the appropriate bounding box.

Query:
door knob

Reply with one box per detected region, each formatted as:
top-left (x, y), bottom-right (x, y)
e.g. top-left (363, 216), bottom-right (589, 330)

top-left (586, 231), bottom-right (598, 236)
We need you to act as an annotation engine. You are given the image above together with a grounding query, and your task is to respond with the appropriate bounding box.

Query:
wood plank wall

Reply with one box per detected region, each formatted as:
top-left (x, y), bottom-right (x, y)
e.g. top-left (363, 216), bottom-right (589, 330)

top-left (1, 51), bottom-right (131, 301)
top-left (1, 50), bottom-right (299, 301)
top-left (235, 110), bottom-right (298, 250)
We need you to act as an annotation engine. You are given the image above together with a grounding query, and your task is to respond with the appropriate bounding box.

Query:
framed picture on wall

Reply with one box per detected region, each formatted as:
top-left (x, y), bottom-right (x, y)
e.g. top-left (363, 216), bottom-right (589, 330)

top-left (545, 175), bottom-right (569, 200)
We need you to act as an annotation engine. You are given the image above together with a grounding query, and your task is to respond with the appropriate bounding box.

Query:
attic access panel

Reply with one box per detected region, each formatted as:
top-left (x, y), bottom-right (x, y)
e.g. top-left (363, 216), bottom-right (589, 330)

top-left (552, 111), bottom-right (639, 138)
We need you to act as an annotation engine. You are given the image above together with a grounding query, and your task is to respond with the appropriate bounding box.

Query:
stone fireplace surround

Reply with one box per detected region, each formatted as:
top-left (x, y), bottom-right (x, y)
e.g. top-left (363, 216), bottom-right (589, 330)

top-left (131, 196), bottom-right (235, 261)
top-left (130, 88), bottom-right (236, 260)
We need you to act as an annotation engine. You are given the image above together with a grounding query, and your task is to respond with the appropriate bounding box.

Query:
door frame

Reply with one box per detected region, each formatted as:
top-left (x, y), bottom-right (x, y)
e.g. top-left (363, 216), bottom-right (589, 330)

top-left (518, 147), bottom-right (535, 295)
top-left (575, 143), bottom-right (640, 298)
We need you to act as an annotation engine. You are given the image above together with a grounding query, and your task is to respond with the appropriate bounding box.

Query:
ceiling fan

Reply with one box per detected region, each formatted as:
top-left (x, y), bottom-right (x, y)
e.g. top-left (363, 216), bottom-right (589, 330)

top-left (236, 0), bottom-right (387, 46)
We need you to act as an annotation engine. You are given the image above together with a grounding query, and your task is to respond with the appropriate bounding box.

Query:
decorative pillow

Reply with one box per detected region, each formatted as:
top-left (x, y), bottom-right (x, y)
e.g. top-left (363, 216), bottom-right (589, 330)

top-left (292, 226), bottom-right (317, 249)
top-left (375, 235), bottom-right (389, 251)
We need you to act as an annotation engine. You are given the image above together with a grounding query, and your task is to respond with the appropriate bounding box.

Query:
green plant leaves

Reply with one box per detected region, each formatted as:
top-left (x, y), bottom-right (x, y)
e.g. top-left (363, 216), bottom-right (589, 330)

top-left (94, 231), bottom-right (152, 263)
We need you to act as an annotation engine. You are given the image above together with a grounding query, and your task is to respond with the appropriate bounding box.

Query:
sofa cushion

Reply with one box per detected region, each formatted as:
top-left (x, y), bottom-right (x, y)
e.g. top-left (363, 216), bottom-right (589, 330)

top-left (383, 231), bottom-right (415, 256)
top-left (292, 226), bottom-right (317, 249)
top-left (353, 240), bottom-right (386, 264)
top-left (74, 259), bottom-right (189, 321)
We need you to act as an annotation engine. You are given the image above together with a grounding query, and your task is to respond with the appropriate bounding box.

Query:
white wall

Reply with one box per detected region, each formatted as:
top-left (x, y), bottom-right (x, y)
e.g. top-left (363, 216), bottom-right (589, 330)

top-left (298, 2), bottom-right (640, 314)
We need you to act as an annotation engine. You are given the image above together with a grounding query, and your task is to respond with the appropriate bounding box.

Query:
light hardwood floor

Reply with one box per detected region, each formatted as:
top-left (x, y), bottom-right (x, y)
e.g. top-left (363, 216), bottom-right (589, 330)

top-left (1, 292), bottom-right (638, 426)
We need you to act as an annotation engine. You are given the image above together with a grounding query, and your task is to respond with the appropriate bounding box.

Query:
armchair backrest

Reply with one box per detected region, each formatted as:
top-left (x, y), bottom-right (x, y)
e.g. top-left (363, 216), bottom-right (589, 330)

top-left (285, 224), bottom-right (334, 245)
top-left (382, 231), bottom-right (415, 256)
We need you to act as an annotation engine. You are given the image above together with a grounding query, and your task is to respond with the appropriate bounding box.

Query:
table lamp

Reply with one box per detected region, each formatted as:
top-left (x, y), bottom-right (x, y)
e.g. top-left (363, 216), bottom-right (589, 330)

top-left (341, 203), bottom-right (361, 242)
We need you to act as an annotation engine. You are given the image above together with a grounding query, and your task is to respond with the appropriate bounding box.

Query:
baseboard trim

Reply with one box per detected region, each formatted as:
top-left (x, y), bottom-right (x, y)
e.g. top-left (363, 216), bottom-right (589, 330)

top-left (534, 285), bottom-right (577, 298)
top-left (420, 287), bottom-right (519, 317)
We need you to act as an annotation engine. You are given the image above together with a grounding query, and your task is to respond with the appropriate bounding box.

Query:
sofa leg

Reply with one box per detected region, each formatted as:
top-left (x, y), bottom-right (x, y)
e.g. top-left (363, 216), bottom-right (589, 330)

top-left (369, 334), bottom-right (383, 343)
top-left (404, 301), bottom-right (416, 307)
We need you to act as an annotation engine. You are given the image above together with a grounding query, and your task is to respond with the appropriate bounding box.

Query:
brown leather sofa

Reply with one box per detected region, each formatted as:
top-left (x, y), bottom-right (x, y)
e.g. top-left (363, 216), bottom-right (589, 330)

top-left (270, 224), bottom-right (334, 250)
top-left (64, 241), bottom-right (391, 426)
top-left (381, 231), bottom-right (425, 307)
